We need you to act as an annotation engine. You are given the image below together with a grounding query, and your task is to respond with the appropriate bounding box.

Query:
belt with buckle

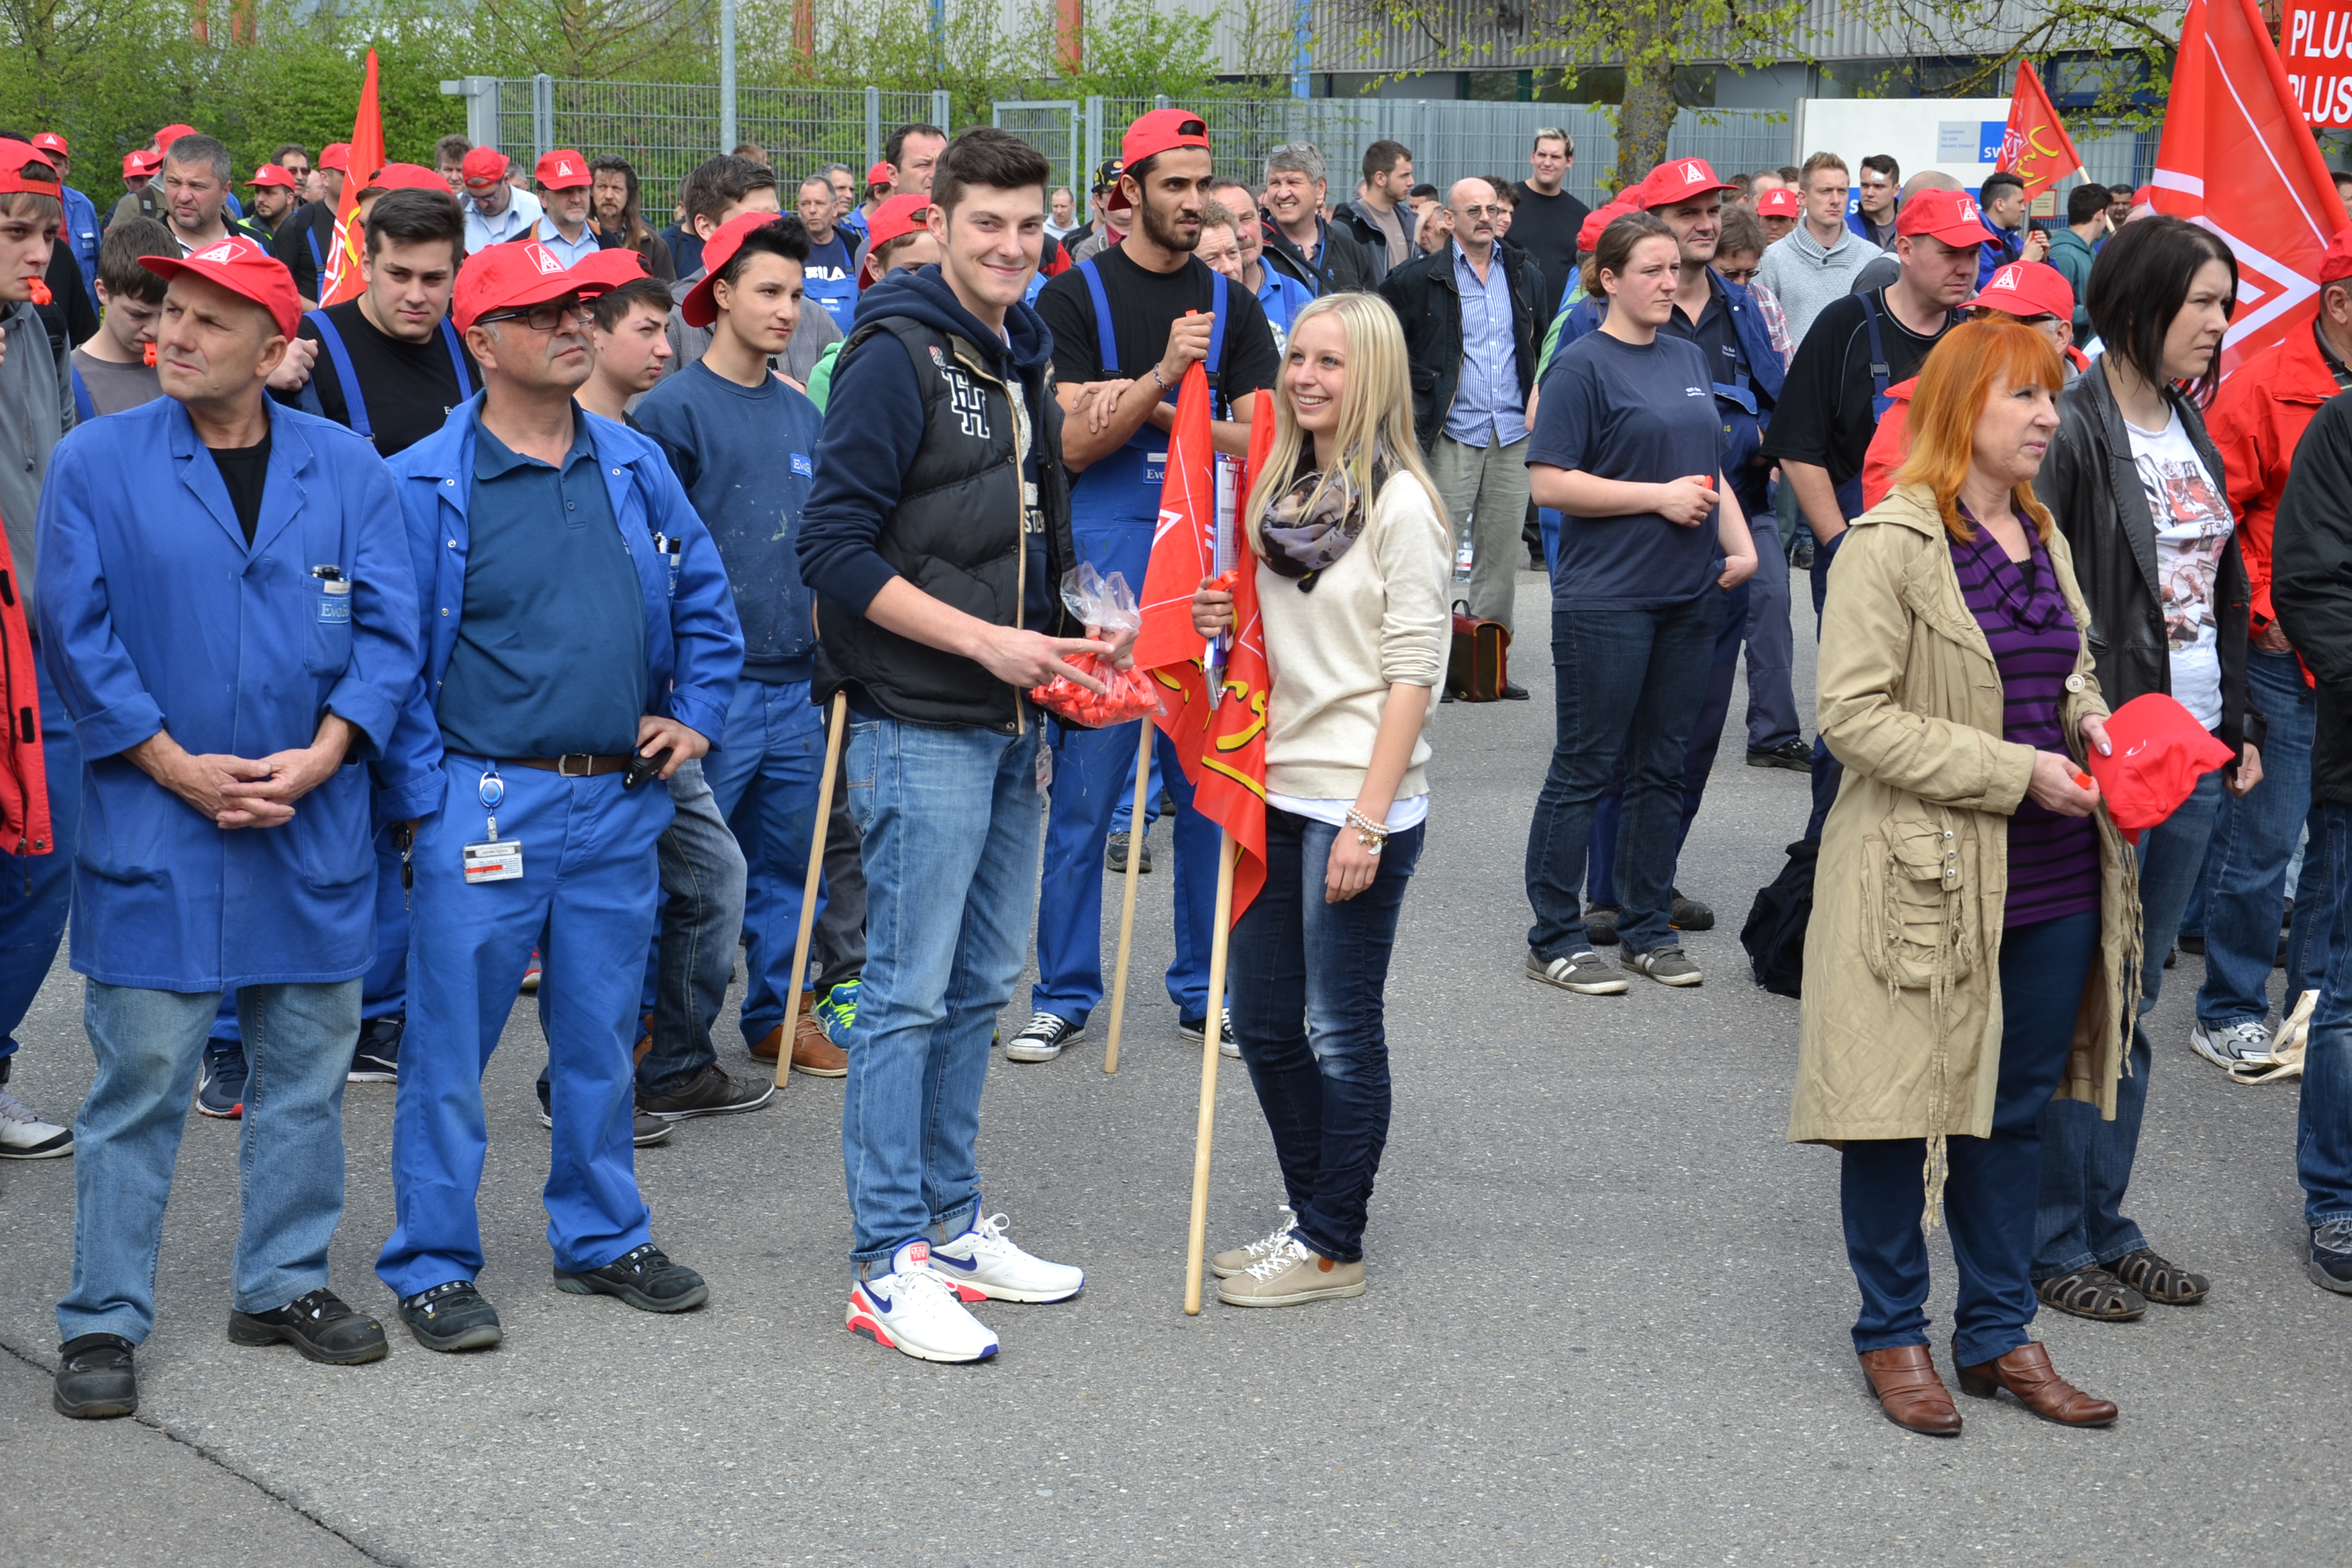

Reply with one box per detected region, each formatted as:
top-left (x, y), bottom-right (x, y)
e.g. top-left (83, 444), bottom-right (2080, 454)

top-left (500, 754), bottom-right (633, 777)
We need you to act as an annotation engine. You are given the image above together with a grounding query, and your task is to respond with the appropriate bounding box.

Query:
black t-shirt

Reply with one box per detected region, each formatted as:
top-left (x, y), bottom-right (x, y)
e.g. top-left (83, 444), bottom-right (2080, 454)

top-left (1761, 289), bottom-right (1951, 486)
top-left (210, 434), bottom-right (272, 545)
top-left (295, 299), bottom-right (480, 457)
top-left (1035, 246), bottom-right (1281, 412)
top-left (270, 201), bottom-right (340, 301)
top-left (1510, 183), bottom-right (1591, 317)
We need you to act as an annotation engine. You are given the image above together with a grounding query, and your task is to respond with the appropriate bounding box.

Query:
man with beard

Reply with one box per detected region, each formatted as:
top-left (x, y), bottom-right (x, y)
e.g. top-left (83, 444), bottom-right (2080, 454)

top-left (1011, 109), bottom-right (1281, 1065)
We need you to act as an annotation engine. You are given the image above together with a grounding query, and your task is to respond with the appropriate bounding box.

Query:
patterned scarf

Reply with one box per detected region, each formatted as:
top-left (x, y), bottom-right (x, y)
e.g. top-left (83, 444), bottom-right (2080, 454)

top-left (1257, 453), bottom-right (1390, 591)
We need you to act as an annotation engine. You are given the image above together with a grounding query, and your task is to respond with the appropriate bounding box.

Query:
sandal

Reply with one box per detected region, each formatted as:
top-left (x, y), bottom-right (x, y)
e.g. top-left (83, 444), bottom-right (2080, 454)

top-left (2034, 1265), bottom-right (2147, 1321)
top-left (2111, 1247), bottom-right (2209, 1305)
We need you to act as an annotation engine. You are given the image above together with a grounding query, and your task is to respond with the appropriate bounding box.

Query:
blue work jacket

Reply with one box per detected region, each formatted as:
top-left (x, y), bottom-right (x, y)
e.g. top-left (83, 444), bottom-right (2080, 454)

top-left (34, 397), bottom-right (422, 991)
top-left (377, 395), bottom-right (742, 822)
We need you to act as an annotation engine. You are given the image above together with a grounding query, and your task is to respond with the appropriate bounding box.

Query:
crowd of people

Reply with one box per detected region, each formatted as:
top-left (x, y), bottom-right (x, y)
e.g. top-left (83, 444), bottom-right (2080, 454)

top-left (0, 103), bottom-right (2348, 1440)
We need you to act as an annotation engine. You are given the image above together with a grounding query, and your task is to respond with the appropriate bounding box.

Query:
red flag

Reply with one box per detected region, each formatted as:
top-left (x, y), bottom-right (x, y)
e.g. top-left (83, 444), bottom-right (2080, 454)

top-left (1135, 365), bottom-right (1271, 921)
top-left (1995, 59), bottom-right (2083, 200)
top-left (320, 50), bottom-right (385, 306)
top-left (2153, 0), bottom-right (2352, 378)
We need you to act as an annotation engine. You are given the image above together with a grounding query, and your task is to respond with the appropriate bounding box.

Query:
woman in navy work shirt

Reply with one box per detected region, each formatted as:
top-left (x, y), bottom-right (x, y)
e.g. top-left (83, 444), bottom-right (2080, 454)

top-left (1522, 212), bottom-right (1758, 994)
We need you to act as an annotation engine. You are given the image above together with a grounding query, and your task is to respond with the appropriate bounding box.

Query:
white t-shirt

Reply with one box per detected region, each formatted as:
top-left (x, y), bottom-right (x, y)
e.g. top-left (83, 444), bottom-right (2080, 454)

top-left (2124, 410), bottom-right (2233, 730)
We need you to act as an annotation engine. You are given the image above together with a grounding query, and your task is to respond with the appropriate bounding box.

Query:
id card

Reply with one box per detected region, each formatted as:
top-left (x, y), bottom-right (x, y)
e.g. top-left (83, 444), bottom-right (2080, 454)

top-left (463, 839), bottom-right (524, 883)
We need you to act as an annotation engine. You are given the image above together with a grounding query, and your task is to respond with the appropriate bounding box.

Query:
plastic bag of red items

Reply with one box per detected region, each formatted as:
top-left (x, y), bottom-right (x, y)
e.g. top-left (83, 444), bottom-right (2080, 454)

top-left (1028, 564), bottom-right (1162, 726)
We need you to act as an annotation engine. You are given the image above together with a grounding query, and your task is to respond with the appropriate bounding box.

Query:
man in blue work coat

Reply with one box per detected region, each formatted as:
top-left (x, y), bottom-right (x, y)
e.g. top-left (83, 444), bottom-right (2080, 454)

top-left (372, 240), bottom-right (743, 1354)
top-left (36, 237), bottom-right (421, 1420)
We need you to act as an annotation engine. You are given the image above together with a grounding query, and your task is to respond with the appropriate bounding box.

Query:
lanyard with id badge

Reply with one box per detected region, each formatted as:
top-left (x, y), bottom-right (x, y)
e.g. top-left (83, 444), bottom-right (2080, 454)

top-left (463, 764), bottom-right (524, 884)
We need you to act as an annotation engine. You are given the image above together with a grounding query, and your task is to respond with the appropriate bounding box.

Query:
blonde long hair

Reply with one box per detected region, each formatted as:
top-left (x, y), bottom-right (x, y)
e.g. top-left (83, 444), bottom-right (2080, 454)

top-left (1243, 292), bottom-right (1447, 549)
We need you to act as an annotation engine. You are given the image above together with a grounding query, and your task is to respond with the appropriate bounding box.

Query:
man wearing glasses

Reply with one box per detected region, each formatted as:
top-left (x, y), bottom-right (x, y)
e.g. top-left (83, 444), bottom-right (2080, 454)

top-left (457, 145), bottom-right (542, 253)
top-left (372, 243), bottom-right (743, 1354)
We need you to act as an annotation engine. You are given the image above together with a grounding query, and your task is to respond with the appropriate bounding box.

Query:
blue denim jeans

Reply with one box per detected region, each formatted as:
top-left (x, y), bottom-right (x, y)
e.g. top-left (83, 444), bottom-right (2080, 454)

top-left (2298, 800), bottom-right (2352, 1225)
top-left (1524, 591), bottom-right (1723, 959)
top-left (1842, 912), bottom-right (2098, 1369)
top-left (2031, 767), bottom-right (2223, 1279)
top-left (1228, 807), bottom-right (1426, 1264)
top-left (840, 717), bottom-right (1042, 1277)
top-left (0, 647), bottom-right (79, 1066)
top-left (637, 759), bottom-right (747, 1094)
top-left (59, 978), bottom-right (361, 1343)
top-left (702, 677), bottom-right (828, 1047)
top-left (2198, 649), bottom-right (2314, 1028)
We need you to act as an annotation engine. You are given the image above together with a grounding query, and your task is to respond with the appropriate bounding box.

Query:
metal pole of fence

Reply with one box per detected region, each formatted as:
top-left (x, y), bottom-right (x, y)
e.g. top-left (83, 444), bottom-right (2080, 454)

top-left (1084, 95), bottom-right (1103, 178)
top-left (933, 88), bottom-right (952, 134)
top-left (533, 73), bottom-right (553, 162)
top-left (866, 86), bottom-right (882, 172)
top-left (720, 0), bottom-right (739, 152)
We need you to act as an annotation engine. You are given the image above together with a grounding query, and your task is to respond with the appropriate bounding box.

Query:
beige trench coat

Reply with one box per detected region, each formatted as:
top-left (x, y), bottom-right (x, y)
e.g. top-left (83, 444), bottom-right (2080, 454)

top-left (1788, 486), bottom-right (2142, 1158)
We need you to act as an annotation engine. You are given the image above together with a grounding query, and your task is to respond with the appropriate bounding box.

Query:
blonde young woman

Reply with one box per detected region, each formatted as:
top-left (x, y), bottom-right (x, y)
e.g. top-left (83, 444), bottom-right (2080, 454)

top-left (1190, 292), bottom-right (1452, 1309)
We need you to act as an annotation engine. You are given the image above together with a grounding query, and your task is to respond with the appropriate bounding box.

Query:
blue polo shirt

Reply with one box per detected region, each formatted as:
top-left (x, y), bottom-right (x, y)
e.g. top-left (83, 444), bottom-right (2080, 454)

top-left (436, 409), bottom-right (647, 758)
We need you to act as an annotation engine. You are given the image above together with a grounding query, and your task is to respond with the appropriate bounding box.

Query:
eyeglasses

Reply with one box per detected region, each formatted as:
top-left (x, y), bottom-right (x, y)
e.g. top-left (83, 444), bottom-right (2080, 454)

top-left (1717, 264), bottom-right (1758, 283)
top-left (1455, 204), bottom-right (1505, 219)
top-left (478, 296), bottom-right (593, 331)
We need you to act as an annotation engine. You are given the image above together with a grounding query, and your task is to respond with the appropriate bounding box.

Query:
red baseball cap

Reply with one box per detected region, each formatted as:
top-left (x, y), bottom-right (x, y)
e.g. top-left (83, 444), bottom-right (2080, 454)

top-left (453, 240), bottom-right (614, 334)
top-left (459, 146), bottom-right (509, 190)
top-left (152, 123), bottom-right (198, 152)
top-left (1966, 259), bottom-right (2075, 321)
top-left (246, 163), bottom-right (301, 191)
top-left (1120, 108), bottom-right (1210, 175)
top-left (534, 149), bottom-right (591, 189)
top-left (860, 193), bottom-right (934, 286)
top-left (1899, 188), bottom-right (1996, 247)
top-left (362, 162), bottom-right (448, 196)
top-left (2320, 226), bottom-right (2352, 286)
top-left (1577, 199), bottom-right (1638, 252)
top-left (31, 131), bottom-right (66, 157)
top-left (2081, 692), bottom-right (2239, 843)
top-left (123, 149), bottom-right (161, 180)
top-left (866, 161), bottom-right (892, 186)
top-left (320, 143), bottom-right (352, 172)
top-left (1638, 157), bottom-right (1738, 209)
top-left (1755, 187), bottom-right (1801, 218)
top-left (568, 247), bottom-right (652, 290)
top-left (682, 212), bottom-right (791, 327)
top-left (141, 235), bottom-right (300, 339)
top-left (0, 140), bottom-right (59, 197)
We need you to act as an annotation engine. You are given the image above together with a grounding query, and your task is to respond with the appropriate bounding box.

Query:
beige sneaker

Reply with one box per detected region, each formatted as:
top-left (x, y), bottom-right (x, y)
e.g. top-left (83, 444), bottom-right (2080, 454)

top-left (1215, 1236), bottom-right (1365, 1307)
top-left (1210, 1208), bottom-right (1297, 1279)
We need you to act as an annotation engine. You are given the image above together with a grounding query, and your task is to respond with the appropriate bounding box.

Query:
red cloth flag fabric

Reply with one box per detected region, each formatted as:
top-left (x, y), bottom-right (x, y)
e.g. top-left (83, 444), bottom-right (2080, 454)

top-left (1134, 364), bottom-right (1272, 921)
top-left (1995, 59), bottom-right (2084, 200)
top-left (2152, 0), bottom-right (2352, 378)
top-left (320, 50), bottom-right (385, 306)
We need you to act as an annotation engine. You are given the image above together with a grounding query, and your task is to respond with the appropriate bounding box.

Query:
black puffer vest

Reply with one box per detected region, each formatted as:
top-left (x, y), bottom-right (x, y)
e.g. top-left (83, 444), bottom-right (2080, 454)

top-left (813, 316), bottom-right (1079, 731)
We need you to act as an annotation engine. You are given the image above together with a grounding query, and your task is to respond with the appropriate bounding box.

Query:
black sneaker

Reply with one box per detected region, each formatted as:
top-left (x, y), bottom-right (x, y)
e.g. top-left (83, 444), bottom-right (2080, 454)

top-left (1004, 1010), bottom-right (1083, 1064)
top-left (1584, 904), bottom-right (1622, 946)
top-left (1178, 1007), bottom-right (1235, 1045)
top-left (1499, 681), bottom-right (1530, 700)
top-left (348, 1014), bottom-right (403, 1083)
top-left (2178, 932), bottom-right (2206, 956)
top-left (1746, 738), bottom-right (1813, 772)
top-left (1105, 828), bottom-right (1154, 874)
top-left (2311, 1219), bottom-right (2352, 1295)
top-left (538, 1095), bottom-right (674, 1146)
top-left (196, 1036), bottom-right (247, 1119)
top-left (399, 1279), bottom-right (504, 1352)
top-left (53, 1333), bottom-right (136, 1419)
top-left (1670, 889), bottom-right (1716, 932)
top-left (554, 1242), bottom-right (709, 1313)
top-left (228, 1286), bottom-right (389, 1365)
top-left (637, 1062), bottom-right (775, 1121)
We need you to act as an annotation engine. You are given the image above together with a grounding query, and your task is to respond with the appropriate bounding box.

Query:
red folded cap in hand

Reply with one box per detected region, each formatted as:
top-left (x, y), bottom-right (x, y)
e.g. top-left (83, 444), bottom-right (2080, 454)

top-left (2080, 692), bottom-right (2238, 843)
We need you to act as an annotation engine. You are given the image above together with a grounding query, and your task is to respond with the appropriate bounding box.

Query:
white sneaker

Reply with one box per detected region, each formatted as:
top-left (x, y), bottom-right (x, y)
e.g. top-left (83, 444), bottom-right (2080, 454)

top-left (2191, 1018), bottom-right (2272, 1071)
top-left (0, 1086), bottom-right (71, 1159)
top-left (846, 1239), bottom-right (1000, 1362)
top-left (928, 1209), bottom-right (1085, 1303)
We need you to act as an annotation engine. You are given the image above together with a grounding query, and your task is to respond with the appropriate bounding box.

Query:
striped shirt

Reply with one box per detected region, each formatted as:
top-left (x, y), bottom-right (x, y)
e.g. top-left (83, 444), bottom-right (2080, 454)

top-left (1950, 520), bottom-right (2103, 928)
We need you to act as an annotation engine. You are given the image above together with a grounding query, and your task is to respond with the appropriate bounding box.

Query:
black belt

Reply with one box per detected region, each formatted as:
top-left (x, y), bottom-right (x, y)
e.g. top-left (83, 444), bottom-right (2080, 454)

top-left (499, 754), bottom-right (632, 777)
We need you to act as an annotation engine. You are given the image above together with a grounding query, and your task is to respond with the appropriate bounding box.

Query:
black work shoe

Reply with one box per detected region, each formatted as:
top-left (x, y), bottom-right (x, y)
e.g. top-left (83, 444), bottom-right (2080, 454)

top-left (1669, 889), bottom-right (1716, 932)
top-left (399, 1279), bottom-right (504, 1352)
top-left (228, 1287), bottom-right (389, 1365)
top-left (1499, 681), bottom-right (1530, 700)
top-left (1746, 737), bottom-right (1814, 772)
top-left (348, 1014), bottom-right (403, 1082)
top-left (1584, 904), bottom-right (1622, 946)
top-left (1105, 828), bottom-right (1154, 874)
top-left (636, 1062), bottom-right (775, 1122)
top-left (54, 1333), bottom-right (136, 1419)
top-left (555, 1242), bottom-right (709, 1313)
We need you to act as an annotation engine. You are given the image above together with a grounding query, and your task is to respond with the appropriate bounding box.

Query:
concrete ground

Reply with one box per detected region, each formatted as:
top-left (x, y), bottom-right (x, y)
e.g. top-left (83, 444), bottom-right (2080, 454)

top-left (1, 571), bottom-right (2345, 1567)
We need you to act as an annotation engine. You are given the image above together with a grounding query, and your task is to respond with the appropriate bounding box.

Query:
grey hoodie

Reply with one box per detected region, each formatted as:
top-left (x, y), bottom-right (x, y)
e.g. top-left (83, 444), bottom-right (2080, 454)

top-left (1755, 224), bottom-right (1877, 351)
top-left (0, 298), bottom-right (72, 602)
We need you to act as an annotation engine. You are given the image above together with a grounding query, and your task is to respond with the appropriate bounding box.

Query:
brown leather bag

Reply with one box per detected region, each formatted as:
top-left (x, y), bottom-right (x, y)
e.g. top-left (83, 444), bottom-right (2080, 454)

top-left (1446, 601), bottom-right (1511, 702)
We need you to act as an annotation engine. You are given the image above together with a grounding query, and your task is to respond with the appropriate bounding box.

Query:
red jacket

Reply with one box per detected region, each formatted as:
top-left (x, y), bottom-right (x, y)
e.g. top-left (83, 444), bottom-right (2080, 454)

top-left (0, 512), bottom-right (49, 858)
top-left (1860, 378), bottom-right (1916, 514)
top-left (2208, 325), bottom-right (2342, 634)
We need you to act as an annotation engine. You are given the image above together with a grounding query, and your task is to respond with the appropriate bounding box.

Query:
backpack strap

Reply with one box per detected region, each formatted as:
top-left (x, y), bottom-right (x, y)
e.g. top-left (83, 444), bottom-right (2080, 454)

top-left (305, 308), bottom-right (369, 438)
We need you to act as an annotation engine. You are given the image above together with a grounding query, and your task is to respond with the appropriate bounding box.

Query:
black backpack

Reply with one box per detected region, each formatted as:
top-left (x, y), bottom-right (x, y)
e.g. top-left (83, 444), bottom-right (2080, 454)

top-left (1740, 838), bottom-right (1818, 998)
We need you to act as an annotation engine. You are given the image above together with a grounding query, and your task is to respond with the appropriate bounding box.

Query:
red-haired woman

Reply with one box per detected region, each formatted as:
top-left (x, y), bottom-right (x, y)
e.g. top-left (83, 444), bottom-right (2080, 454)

top-left (1789, 318), bottom-right (2142, 1436)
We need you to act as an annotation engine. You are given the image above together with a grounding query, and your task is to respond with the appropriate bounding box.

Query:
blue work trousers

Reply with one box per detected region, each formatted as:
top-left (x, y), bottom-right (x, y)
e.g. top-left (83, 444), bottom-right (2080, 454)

top-left (376, 761), bottom-right (672, 1298)
top-left (0, 647), bottom-right (78, 1064)
top-left (701, 677), bottom-right (827, 1047)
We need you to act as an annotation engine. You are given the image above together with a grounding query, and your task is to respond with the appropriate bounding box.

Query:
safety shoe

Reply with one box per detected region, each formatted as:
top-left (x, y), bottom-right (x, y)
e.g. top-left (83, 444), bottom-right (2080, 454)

top-left (2309, 1219), bottom-right (2352, 1295)
top-left (196, 1038), bottom-right (247, 1119)
top-left (1527, 949), bottom-right (1629, 996)
top-left (1583, 903), bottom-right (1622, 945)
top-left (637, 1062), bottom-right (774, 1121)
top-left (556, 1242), bottom-right (708, 1313)
top-left (847, 1239), bottom-right (999, 1362)
top-left (536, 1097), bottom-right (673, 1147)
top-left (1669, 889), bottom-right (1716, 932)
top-left (53, 1333), bottom-right (136, 1418)
top-left (1106, 828), bottom-right (1154, 874)
top-left (1211, 1207), bottom-right (1298, 1279)
top-left (398, 1280), bottom-right (502, 1352)
top-left (2191, 1017), bottom-right (2272, 1072)
top-left (348, 1014), bottom-right (403, 1083)
top-left (813, 978), bottom-right (860, 1047)
top-left (1005, 1011), bottom-right (1082, 1064)
top-left (1215, 1235), bottom-right (1365, 1308)
top-left (1627, 945), bottom-right (1703, 987)
top-left (228, 1286), bottom-right (388, 1365)
top-left (928, 1208), bottom-right (1084, 1303)
top-left (1746, 737), bottom-right (1813, 771)
top-left (0, 1085), bottom-right (71, 1158)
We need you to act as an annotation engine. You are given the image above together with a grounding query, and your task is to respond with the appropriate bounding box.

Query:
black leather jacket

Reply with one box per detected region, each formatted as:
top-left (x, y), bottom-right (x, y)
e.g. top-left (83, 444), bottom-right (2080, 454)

top-left (2042, 359), bottom-right (2262, 766)
top-left (1376, 240), bottom-right (1544, 458)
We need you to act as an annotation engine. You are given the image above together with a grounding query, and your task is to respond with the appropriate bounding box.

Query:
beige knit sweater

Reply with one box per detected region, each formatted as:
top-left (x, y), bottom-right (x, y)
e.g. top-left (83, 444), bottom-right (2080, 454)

top-left (1258, 470), bottom-right (1454, 803)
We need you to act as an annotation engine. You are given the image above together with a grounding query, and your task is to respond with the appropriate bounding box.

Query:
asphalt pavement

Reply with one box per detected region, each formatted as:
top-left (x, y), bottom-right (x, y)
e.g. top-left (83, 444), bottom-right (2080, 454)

top-left (2, 570), bottom-right (2346, 1567)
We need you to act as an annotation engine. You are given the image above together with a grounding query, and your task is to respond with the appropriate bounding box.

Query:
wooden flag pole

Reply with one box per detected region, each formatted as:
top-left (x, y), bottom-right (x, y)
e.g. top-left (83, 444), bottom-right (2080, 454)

top-left (1102, 721), bottom-right (1156, 1075)
top-left (775, 691), bottom-right (849, 1090)
top-left (1183, 831), bottom-right (1238, 1315)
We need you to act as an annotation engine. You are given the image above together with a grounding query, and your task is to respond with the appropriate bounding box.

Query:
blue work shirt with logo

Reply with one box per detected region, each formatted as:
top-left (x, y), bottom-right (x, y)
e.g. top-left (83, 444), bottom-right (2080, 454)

top-left (804, 231), bottom-right (860, 333)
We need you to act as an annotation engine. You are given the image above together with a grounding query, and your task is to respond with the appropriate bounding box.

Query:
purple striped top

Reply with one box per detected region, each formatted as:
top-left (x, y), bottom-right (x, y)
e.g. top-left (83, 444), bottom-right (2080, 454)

top-left (1949, 519), bottom-right (2103, 928)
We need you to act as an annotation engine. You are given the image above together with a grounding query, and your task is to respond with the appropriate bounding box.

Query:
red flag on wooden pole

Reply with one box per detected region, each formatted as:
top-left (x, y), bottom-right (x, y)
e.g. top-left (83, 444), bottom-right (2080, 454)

top-left (1994, 59), bottom-right (2084, 201)
top-left (320, 50), bottom-right (385, 306)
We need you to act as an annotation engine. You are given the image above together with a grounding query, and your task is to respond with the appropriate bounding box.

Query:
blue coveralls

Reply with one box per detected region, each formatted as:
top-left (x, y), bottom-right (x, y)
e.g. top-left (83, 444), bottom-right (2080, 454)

top-left (372, 397), bottom-right (741, 1297)
top-left (1030, 262), bottom-right (1228, 1030)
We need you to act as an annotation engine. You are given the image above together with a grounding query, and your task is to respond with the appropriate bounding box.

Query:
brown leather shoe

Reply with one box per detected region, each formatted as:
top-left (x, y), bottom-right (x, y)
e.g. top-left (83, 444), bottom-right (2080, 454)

top-left (791, 1011), bottom-right (847, 1077)
top-left (1954, 1339), bottom-right (2117, 1426)
top-left (1857, 1345), bottom-right (1962, 1435)
top-left (749, 1024), bottom-right (783, 1064)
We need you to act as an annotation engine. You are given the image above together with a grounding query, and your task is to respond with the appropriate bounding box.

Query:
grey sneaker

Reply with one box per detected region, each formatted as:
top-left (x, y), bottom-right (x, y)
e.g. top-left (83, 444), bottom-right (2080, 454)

top-left (2311, 1219), bottom-right (2352, 1295)
top-left (1105, 828), bottom-right (1153, 874)
top-left (1626, 945), bottom-right (1703, 986)
top-left (1211, 1207), bottom-right (1297, 1279)
top-left (2190, 1018), bottom-right (2271, 1071)
top-left (1527, 949), bottom-right (1629, 996)
top-left (1215, 1235), bottom-right (1365, 1308)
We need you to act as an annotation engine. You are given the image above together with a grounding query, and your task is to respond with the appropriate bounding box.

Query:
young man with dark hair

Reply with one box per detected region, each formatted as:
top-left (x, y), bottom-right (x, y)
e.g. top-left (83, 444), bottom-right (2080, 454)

top-left (581, 274), bottom-right (676, 417)
top-left (883, 124), bottom-right (947, 195)
top-left (1511, 128), bottom-right (1590, 321)
top-left (798, 127), bottom-right (1102, 1362)
top-left (70, 218), bottom-right (172, 418)
top-left (1849, 153), bottom-right (1900, 248)
top-left (797, 173), bottom-right (858, 331)
top-left (1974, 169), bottom-right (2046, 284)
top-left (1334, 137), bottom-right (1414, 281)
top-left (267, 146), bottom-right (345, 308)
top-left (243, 163), bottom-right (301, 234)
top-left (664, 153), bottom-right (840, 379)
top-left (2048, 182), bottom-right (2110, 342)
